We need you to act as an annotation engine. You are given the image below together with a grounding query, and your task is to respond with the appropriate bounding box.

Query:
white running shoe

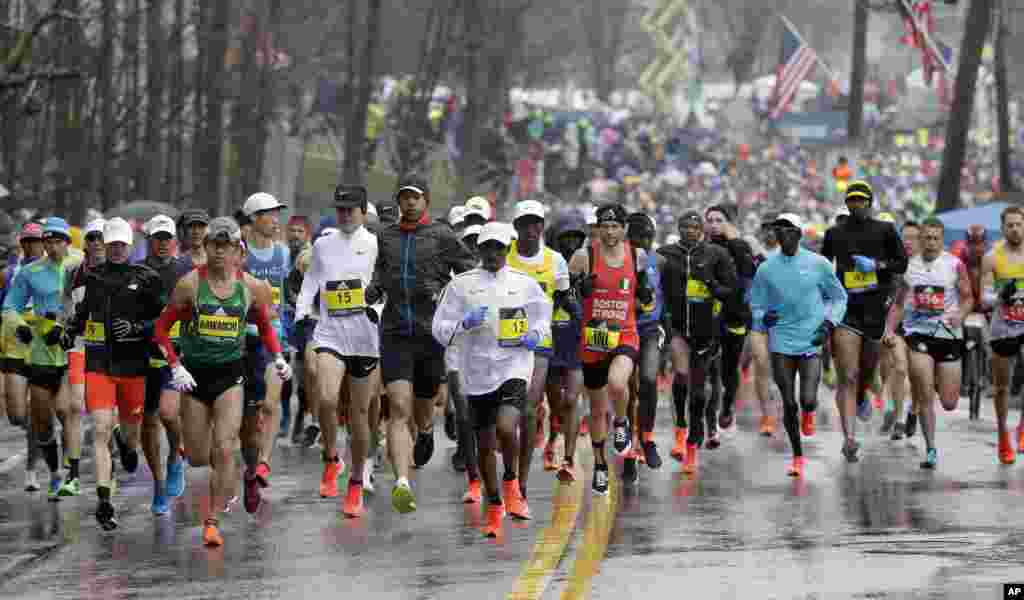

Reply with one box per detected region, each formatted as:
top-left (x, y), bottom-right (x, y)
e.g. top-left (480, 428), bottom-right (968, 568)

top-left (24, 469), bottom-right (40, 492)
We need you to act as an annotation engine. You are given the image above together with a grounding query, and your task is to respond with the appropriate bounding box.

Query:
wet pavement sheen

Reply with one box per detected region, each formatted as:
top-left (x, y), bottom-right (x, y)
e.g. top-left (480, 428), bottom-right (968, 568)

top-left (2, 391), bottom-right (1024, 599)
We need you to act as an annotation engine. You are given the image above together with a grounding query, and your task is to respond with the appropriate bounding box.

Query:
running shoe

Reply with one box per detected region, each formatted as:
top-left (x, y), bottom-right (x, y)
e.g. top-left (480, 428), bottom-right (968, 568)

top-left (319, 459), bottom-right (342, 498)
top-left (670, 427), bottom-right (687, 461)
top-left (801, 412), bottom-right (816, 437)
top-left (202, 518), bottom-right (223, 547)
top-left (622, 453), bottom-right (639, 484)
top-left (254, 462), bottom-right (271, 488)
top-left (758, 416), bottom-right (776, 437)
top-left (95, 501), bottom-right (118, 531)
top-left (856, 397), bottom-right (872, 422)
top-left (706, 431), bottom-right (721, 450)
top-left (592, 466), bottom-right (609, 496)
top-left (787, 456), bottom-right (805, 478)
top-left (1017, 424), bottom-right (1024, 454)
top-left (612, 417), bottom-right (631, 455)
top-left (642, 441), bottom-right (662, 469)
top-left (503, 479), bottom-right (531, 520)
top-left (413, 430), bottom-right (435, 468)
top-left (880, 411), bottom-right (896, 435)
top-left (24, 470), bottom-right (39, 492)
top-left (166, 459), bottom-right (186, 498)
top-left (392, 481), bottom-right (417, 513)
top-left (362, 462), bottom-right (375, 494)
top-left (482, 503), bottom-right (505, 538)
top-left (999, 432), bottom-right (1016, 465)
top-left (841, 438), bottom-right (860, 463)
top-left (243, 470), bottom-right (262, 513)
top-left (151, 492), bottom-right (170, 516)
top-left (557, 460), bottom-right (576, 484)
top-left (302, 424), bottom-right (320, 448)
top-left (718, 412), bottom-right (735, 431)
top-left (47, 476), bottom-right (62, 502)
top-left (342, 482), bottom-right (364, 518)
top-left (543, 443), bottom-right (557, 471)
top-left (58, 477), bottom-right (81, 497)
top-left (905, 412), bottom-right (918, 438)
top-left (683, 443), bottom-right (699, 475)
top-left (920, 448), bottom-right (938, 470)
top-left (463, 478), bottom-right (482, 504)
top-left (890, 423), bottom-right (905, 441)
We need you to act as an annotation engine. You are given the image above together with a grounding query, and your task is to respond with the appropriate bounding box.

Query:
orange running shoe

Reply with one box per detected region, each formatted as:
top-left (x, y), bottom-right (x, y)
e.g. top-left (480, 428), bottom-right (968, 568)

top-left (202, 518), bottom-right (223, 547)
top-left (801, 412), bottom-right (816, 437)
top-left (787, 456), bottom-right (805, 478)
top-left (482, 503), bottom-right (505, 538)
top-left (319, 459), bottom-right (342, 498)
top-left (1017, 425), bottom-right (1024, 454)
top-left (557, 459), bottom-right (576, 484)
top-left (1000, 432), bottom-right (1016, 465)
top-left (683, 443), bottom-right (699, 475)
top-left (670, 427), bottom-right (687, 461)
top-left (503, 479), bottom-right (531, 520)
top-left (342, 482), bottom-right (364, 518)
top-left (463, 478), bottom-right (482, 504)
top-left (543, 442), bottom-right (557, 471)
top-left (255, 462), bottom-right (271, 488)
top-left (759, 415), bottom-right (777, 436)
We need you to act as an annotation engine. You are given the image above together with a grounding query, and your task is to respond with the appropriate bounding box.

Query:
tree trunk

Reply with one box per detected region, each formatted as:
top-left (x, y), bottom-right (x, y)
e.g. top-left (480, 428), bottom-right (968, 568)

top-left (458, 0), bottom-right (483, 199)
top-left (341, 0), bottom-right (382, 185)
top-left (126, 0), bottom-right (141, 199)
top-left (202, 0), bottom-right (229, 213)
top-left (191, 0), bottom-right (207, 206)
top-left (166, 0), bottom-right (185, 205)
top-left (98, 0), bottom-right (116, 211)
top-left (995, 0), bottom-right (1014, 192)
top-left (146, 0), bottom-right (166, 204)
top-left (53, 0), bottom-right (83, 222)
top-left (848, 0), bottom-right (868, 142)
top-left (233, 0), bottom-right (281, 198)
top-left (937, 0), bottom-right (994, 212)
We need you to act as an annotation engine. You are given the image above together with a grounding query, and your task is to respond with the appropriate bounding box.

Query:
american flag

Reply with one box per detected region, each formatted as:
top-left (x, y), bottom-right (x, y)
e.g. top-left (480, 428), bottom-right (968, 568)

top-left (769, 19), bottom-right (819, 120)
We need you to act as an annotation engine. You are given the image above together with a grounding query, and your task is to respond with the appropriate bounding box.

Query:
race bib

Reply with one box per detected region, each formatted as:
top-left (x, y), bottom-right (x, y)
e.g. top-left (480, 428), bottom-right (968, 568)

top-left (84, 320), bottom-right (105, 344)
top-left (686, 278), bottom-right (711, 300)
top-left (271, 286), bottom-right (282, 306)
top-left (912, 285), bottom-right (945, 316)
top-left (584, 320), bottom-right (621, 353)
top-left (844, 270), bottom-right (879, 292)
top-left (498, 307), bottom-right (528, 348)
top-left (324, 279), bottom-right (366, 317)
top-left (168, 321), bottom-right (181, 340)
top-left (197, 314), bottom-right (241, 338)
top-left (149, 357), bottom-right (168, 368)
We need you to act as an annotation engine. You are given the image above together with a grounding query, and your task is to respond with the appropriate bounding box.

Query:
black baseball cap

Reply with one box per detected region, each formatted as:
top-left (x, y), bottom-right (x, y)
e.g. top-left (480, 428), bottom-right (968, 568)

top-left (394, 177), bottom-right (429, 199)
top-left (335, 185), bottom-right (367, 208)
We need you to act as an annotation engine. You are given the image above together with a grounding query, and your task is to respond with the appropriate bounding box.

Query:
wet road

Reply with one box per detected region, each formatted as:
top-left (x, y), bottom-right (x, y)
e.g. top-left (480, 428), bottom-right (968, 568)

top-left (2, 391), bottom-right (1024, 599)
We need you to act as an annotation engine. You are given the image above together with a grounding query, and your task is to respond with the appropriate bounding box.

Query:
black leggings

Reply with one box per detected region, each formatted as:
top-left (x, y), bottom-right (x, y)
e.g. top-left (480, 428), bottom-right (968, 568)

top-left (448, 370), bottom-right (479, 480)
top-left (718, 329), bottom-right (747, 419)
top-left (636, 332), bottom-right (660, 434)
top-left (770, 353), bottom-right (821, 457)
top-left (672, 341), bottom-right (717, 447)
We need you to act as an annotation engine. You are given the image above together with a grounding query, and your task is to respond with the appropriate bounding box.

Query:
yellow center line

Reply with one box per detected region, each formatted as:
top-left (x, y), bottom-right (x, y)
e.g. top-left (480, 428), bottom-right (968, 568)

top-left (559, 465), bottom-right (620, 600)
top-left (507, 471), bottom-right (585, 600)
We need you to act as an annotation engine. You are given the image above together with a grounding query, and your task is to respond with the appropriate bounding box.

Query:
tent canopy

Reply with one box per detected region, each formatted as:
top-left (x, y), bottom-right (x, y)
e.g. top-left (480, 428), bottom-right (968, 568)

top-left (935, 201), bottom-right (1008, 245)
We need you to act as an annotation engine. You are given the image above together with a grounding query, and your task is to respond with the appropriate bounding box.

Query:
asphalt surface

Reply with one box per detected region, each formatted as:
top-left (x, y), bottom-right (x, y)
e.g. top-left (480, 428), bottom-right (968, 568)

top-left (1, 385), bottom-right (1024, 600)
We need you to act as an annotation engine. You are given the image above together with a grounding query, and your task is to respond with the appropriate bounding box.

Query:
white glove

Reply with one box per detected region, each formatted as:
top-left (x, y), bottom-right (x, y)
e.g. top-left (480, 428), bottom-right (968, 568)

top-left (170, 364), bottom-right (197, 393)
top-left (274, 356), bottom-right (293, 382)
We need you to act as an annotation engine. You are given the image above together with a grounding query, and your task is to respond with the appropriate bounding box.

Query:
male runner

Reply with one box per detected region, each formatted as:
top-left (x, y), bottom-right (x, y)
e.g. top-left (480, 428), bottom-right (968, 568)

top-left (881, 220), bottom-right (921, 440)
top-left (749, 215), bottom-right (781, 437)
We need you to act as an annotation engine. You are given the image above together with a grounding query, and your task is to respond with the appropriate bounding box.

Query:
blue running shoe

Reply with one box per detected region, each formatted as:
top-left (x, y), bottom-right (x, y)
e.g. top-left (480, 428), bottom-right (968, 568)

top-left (920, 448), bottom-right (938, 470)
top-left (151, 493), bottom-right (170, 516)
top-left (47, 476), bottom-right (62, 502)
top-left (166, 459), bottom-right (186, 498)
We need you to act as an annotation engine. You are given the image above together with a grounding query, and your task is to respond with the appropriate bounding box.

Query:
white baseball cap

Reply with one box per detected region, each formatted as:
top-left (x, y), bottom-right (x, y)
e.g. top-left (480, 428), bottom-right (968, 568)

top-left (585, 205), bottom-right (598, 225)
top-left (460, 224), bottom-right (482, 240)
top-left (464, 196), bottom-right (492, 220)
top-left (476, 222), bottom-right (512, 246)
top-left (103, 217), bottom-right (134, 246)
top-left (513, 200), bottom-right (545, 223)
top-left (84, 219), bottom-right (106, 236)
top-left (449, 205), bottom-right (468, 226)
top-left (242, 192), bottom-right (286, 217)
top-left (774, 213), bottom-right (805, 230)
top-left (145, 214), bottom-right (177, 238)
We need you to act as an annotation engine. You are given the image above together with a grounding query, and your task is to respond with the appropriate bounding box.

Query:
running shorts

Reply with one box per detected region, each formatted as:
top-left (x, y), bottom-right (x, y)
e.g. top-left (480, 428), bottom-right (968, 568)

top-left (144, 365), bottom-right (175, 417)
top-left (85, 372), bottom-right (146, 424)
top-left (68, 351), bottom-right (85, 385)
top-left (182, 360), bottom-right (246, 406)
top-left (906, 334), bottom-right (963, 363)
top-left (314, 347), bottom-right (378, 379)
top-left (28, 365), bottom-right (66, 394)
top-left (840, 301), bottom-right (887, 341)
top-left (991, 335), bottom-right (1024, 359)
top-left (582, 346), bottom-right (639, 390)
top-left (380, 334), bottom-right (445, 399)
top-left (468, 378), bottom-right (527, 430)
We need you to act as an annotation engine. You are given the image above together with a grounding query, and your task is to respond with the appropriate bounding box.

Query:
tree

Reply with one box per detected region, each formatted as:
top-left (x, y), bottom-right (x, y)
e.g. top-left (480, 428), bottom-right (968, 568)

top-left (340, 0), bottom-right (382, 185)
top-left (578, 0), bottom-right (632, 102)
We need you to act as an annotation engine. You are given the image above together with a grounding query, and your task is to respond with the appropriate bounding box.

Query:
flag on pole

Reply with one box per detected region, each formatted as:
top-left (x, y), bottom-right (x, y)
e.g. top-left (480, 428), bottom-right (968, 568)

top-left (935, 40), bottom-right (955, 110)
top-left (769, 17), bottom-right (819, 120)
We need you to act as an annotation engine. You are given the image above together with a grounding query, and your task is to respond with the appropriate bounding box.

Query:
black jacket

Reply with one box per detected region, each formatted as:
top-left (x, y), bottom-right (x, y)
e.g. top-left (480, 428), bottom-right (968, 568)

top-left (369, 220), bottom-right (477, 338)
top-left (70, 262), bottom-right (165, 377)
top-left (709, 237), bottom-right (755, 329)
top-left (821, 218), bottom-right (908, 306)
top-left (657, 241), bottom-right (737, 339)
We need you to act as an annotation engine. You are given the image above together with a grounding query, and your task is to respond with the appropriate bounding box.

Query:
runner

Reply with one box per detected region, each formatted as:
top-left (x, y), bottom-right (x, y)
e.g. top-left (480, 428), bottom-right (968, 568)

top-left (175, 209), bottom-right (209, 275)
top-left (138, 215), bottom-right (188, 514)
top-left (750, 213), bottom-right (847, 478)
top-left (0, 222), bottom-right (45, 491)
top-left (153, 216), bottom-right (290, 547)
top-left (821, 181), bottom-right (908, 462)
top-left (3, 217), bottom-right (83, 500)
top-left (887, 217), bottom-right (972, 469)
top-left (881, 220), bottom-right (921, 441)
top-left (295, 185), bottom-right (381, 518)
top-left (279, 215), bottom-right (311, 437)
top-left (981, 206), bottom-right (1024, 463)
top-left (657, 210), bottom-right (737, 475)
top-left (239, 192), bottom-right (291, 513)
top-left (569, 203), bottom-right (653, 494)
top-left (364, 178), bottom-right (476, 512)
top-left (66, 218), bottom-right (164, 529)
top-left (750, 215), bottom-right (781, 437)
top-left (433, 221), bottom-right (552, 537)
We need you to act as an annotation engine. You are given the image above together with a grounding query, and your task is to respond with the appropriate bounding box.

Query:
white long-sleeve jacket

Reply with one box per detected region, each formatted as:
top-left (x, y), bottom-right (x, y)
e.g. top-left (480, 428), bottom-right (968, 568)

top-left (432, 266), bottom-right (552, 396)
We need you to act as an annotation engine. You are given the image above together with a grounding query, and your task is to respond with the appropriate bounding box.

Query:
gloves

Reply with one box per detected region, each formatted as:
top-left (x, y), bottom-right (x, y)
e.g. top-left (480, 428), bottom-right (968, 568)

top-left (110, 319), bottom-right (135, 340)
top-left (577, 273), bottom-right (597, 298)
top-left (15, 325), bottom-right (32, 345)
top-left (637, 285), bottom-right (654, 308)
top-left (657, 325), bottom-right (666, 350)
top-left (851, 255), bottom-right (877, 273)
top-left (811, 321), bottom-right (834, 347)
top-left (462, 306), bottom-right (488, 330)
top-left (520, 330), bottom-right (543, 351)
top-left (1001, 281), bottom-right (1018, 304)
top-left (763, 311), bottom-right (780, 329)
top-left (274, 356), bottom-right (293, 382)
top-left (170, 364), bottom-right (197, 392)
top-left (43, 324), bottom-right (64, 347)
top-left (59, 330), bottom-right (75, 351)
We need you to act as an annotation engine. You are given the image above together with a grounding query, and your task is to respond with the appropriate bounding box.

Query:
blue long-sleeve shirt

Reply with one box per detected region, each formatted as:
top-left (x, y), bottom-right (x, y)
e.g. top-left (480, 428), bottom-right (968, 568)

top-left (750, 248), bottom-right (847, 356)
top-left (2, 254), bottom-right (81, 366)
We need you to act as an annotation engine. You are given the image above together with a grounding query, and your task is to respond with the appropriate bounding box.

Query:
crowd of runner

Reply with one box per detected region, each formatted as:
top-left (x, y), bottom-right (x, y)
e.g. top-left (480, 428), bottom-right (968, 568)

top-left (1, 177), bottom-right (1019, 544)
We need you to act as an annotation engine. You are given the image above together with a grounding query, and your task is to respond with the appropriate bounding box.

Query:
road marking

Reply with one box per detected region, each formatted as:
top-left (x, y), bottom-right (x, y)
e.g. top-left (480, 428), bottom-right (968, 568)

top-left (507, 470), bottom-right (585, 600)
top-left (560, 466), bottom-right (620, 600)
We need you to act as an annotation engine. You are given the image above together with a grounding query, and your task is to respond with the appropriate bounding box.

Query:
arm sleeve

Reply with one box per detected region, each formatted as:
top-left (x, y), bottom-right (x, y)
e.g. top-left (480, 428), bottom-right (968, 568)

top-left (727, 239), bottom-right (756, 279)
top-left (248, 302), bottom-right (283, 355)
top-left (295, 245), bottom-right (320, 323)
top-left (819, 257), bottom-right (848, 326)
top-left (525, 280), bottom-right (553, 342)
top-left (432, 279), bottom-right (464, 347)
top-left (710, 247), bottom-right (738, 301)
top-left (154, 303), bottom-right (191, 366)
top-left (883, 224), bottom-right (908, 275)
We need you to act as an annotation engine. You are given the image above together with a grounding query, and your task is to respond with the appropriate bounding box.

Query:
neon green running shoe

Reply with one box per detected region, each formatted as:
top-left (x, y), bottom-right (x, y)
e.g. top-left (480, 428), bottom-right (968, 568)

top-left (58, 478), bottom-right (81, 497)
top-left (391, 482), bottom-right (417, 514)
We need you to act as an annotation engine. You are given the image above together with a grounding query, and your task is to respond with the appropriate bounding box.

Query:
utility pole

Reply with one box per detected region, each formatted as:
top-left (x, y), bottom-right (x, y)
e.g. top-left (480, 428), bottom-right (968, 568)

top-left (848, 0), bottom-right (869, 142)
top-left (936, 0), bottom-right (994, 211)
top-left (994, 0), bottom-right (1015, 192)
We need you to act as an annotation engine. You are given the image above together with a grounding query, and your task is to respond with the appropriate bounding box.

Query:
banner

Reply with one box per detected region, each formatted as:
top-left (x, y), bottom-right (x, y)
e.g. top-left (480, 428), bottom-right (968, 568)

top-left (772, 111), bottom-right (848, 144)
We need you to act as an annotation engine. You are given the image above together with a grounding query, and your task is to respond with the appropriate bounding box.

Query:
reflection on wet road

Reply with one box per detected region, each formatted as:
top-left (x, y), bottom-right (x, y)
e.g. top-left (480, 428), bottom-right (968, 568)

top-left (2, 394), bottom-right (1024, 599)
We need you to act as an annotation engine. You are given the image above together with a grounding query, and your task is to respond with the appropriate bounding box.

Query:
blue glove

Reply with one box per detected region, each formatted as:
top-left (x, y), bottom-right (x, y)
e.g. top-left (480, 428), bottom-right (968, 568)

top-left (852, 255), bottom-right (877, 273)
top-left (520, 330), bottom-right (542, 351)
top-left (462, 306), bottom-right (488, 330)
